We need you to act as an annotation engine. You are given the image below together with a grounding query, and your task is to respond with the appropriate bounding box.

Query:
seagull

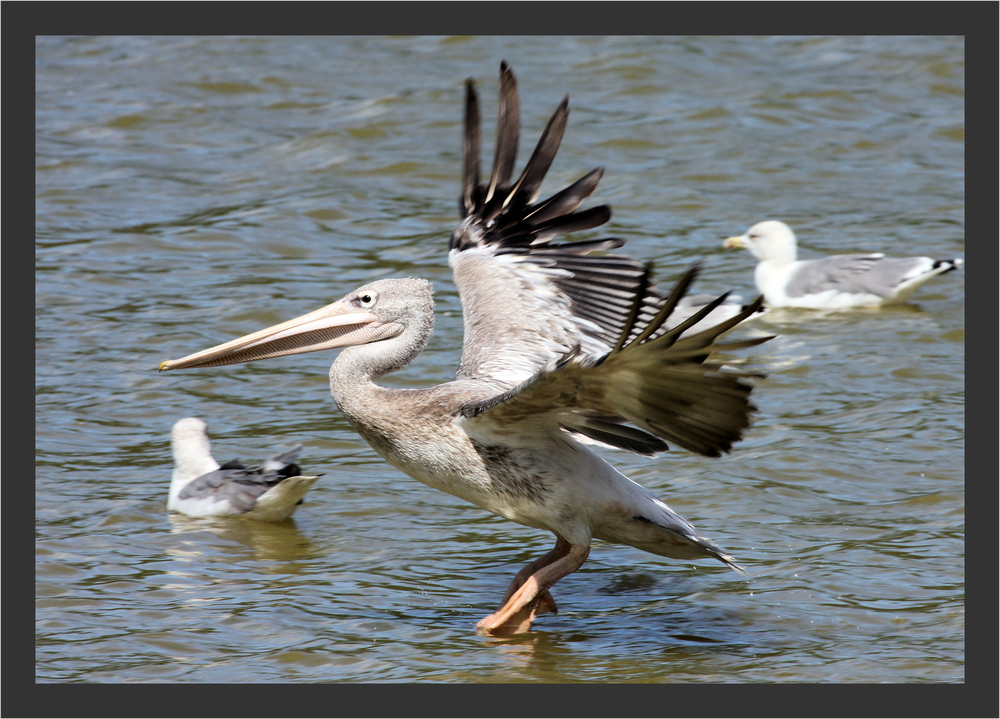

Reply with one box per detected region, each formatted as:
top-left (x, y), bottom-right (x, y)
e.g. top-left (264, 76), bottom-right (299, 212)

top-left (160, 62), bottom-right (769, 635)
top-left (169, 417), bottom-right (320, 522)
top-left (723, 220), bottom-right (963, 309)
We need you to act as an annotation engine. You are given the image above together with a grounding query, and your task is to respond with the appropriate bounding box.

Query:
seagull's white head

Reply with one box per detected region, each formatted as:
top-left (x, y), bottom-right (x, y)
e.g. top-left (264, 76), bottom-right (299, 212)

top-left (170, 417), bottom-right (221, 484)
top-left (724, 220), bottom-right (798, 264)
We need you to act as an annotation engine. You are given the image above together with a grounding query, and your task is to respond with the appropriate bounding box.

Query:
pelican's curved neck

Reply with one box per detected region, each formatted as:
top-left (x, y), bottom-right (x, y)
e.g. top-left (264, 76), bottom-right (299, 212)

top-left (328, 319), bottom-right (433, 407)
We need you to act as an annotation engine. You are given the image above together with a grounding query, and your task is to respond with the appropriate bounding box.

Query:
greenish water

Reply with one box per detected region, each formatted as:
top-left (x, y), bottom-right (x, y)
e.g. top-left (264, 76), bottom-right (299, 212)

top-left (36, 35), bottom-right (964, 683)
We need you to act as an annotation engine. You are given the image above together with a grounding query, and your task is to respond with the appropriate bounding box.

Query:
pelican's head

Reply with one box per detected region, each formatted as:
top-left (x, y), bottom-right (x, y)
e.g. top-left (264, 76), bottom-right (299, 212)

top-left (159, 278), bottom-right (434, 372)
top-left (723, 220), bottom-right (798, 264)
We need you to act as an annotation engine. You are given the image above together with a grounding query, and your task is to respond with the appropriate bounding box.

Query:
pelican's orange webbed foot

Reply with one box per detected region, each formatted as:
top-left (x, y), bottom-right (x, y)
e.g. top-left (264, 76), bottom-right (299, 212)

top-left (475, 543), bottom-right (589, 635)
top-left (476, 588), bottom-right (558, 636)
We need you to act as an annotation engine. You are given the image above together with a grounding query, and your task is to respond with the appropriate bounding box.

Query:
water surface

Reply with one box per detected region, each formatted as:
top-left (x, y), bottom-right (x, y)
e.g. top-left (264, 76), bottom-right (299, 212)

top-left (36, 35), bottom-right (964, 684)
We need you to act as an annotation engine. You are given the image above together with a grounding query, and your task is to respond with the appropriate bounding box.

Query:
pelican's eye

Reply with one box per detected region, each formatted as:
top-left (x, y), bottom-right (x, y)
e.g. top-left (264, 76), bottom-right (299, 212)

top-left (357, 292), bottom-right (378, 308)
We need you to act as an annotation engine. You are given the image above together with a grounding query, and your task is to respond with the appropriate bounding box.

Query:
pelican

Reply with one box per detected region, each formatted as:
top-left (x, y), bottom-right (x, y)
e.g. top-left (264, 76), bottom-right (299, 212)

top-left (724, 220), bottom-right (963, 309)
top-left (169, 417), bottom-right (320, 522)
top-left (160, 63), bottom-right (770, 635)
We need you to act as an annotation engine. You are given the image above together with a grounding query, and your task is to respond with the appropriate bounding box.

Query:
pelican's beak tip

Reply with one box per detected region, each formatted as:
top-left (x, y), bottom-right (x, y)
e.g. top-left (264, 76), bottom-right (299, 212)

top-left (158, 360), bottom-right (173, 372)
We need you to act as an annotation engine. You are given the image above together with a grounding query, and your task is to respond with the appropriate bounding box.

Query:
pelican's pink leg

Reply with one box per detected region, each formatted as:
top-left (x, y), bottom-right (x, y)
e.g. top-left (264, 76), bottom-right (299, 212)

top-left (496, 536), bottom-right (572, 614)
top-left (476, 542), bottom-right (590, 635)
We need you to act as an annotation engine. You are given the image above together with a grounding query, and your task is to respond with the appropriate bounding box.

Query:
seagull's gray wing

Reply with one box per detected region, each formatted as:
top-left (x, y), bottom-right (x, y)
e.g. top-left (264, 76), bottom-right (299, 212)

top-left (178, 445), bottom-right (305, 513)
top-left (785, 254), bottom-right (938, 299)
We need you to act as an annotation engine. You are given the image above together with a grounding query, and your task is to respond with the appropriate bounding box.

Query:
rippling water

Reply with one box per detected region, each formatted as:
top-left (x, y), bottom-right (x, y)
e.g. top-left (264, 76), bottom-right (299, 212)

top-left (36, 36), bottom-right (964, 684)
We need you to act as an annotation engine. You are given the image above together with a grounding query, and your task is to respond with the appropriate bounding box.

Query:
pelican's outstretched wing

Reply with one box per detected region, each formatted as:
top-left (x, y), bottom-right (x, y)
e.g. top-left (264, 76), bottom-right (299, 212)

top-left (458, 267), bottom-right (770, 458)
top-left (449, 62), bottom-right (744, 386)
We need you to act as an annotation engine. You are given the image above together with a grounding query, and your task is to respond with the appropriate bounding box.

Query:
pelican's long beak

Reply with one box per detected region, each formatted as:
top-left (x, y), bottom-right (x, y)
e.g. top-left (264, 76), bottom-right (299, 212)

top-left (723, 234), bottom-right (746, 249)
top-left (159, 300), bottom-right (400, 371)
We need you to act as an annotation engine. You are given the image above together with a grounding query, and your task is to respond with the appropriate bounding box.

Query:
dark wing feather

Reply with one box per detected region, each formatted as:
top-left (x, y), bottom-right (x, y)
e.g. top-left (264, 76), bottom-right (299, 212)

top-left (484, 60), bottom-right (519, 210)
top-left (460, 79), bottom-right (481, 217)
top-left (447, 66), bottom-right (771, 455)
top-left (458, 267), bottom-right (771, 458)
top-left (448, 63), bottom-right (761, 391)
top-left (559, 412), bottom-right (669, 456)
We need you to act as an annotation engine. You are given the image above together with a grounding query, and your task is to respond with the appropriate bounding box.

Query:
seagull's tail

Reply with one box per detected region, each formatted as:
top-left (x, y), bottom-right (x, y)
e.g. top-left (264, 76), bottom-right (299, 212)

top-left (262, 444), bottom-right (304, 473)
top-left (246, 475), bottom-right (321, 522)
top-left (932, 258), bottom-right (963, 273)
